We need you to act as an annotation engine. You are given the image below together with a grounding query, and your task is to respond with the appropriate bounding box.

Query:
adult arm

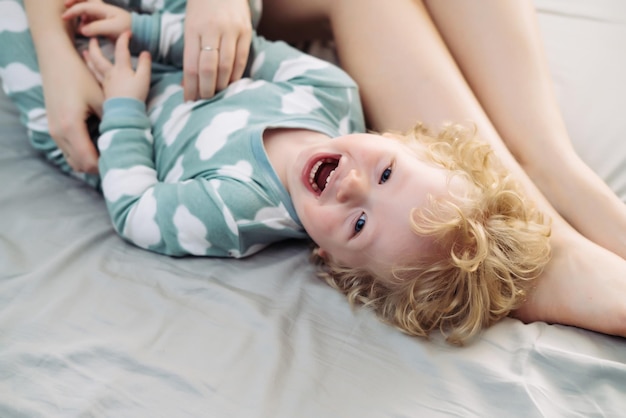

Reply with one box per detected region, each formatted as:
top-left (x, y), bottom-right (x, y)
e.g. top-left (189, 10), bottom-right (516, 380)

top-left (24, 0), bottom-right (103, 173)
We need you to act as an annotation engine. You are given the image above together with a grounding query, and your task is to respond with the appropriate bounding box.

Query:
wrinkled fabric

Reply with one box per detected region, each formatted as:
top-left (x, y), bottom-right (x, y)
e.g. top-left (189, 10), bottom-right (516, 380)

top-left (1, 0), bottom-right (626, 416)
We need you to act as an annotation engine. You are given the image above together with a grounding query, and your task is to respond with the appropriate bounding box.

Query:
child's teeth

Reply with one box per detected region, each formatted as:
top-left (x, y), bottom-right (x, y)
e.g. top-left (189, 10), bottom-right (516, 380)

top-left (326, 169), bottom-right (335, 186)
top-left (309, 161), bottom-right (323, 187)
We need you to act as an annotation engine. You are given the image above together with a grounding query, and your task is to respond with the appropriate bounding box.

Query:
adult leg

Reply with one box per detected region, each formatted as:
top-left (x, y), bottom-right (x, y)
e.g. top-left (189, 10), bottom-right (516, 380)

top-left (260, 0), bottom-right (555, 220)
top-left (422, 0), bottom-right (626, 259)
top-left (259, 0), bottom-right (626, 335)
top-left (260, 0), bottom-right (625, 259)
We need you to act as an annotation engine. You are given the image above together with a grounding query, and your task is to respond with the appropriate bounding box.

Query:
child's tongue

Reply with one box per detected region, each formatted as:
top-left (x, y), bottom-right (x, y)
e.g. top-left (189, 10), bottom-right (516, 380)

top-left (315, 162), bottom-right (337, 191)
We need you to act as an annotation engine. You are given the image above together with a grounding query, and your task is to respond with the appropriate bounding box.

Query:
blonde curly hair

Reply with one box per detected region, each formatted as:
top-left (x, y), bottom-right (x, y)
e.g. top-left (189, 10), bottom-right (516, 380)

top-left (313, 123), bottom-right (552, 345)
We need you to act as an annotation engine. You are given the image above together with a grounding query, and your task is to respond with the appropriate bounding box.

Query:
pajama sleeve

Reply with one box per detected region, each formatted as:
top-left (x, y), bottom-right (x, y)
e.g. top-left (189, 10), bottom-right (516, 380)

top-left (246, 36), bottom-right (366, 135)
top-left (97, 97), bottom-right (243, 257)
top-left (128, 9), bottom-right (365, 136)
top-left (129, 2), bottom-right (186, 68)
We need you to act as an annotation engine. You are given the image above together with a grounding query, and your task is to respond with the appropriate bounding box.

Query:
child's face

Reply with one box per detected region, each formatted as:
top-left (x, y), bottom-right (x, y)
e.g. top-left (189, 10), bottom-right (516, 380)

top-left (288, 133), bottom-right (459, 278)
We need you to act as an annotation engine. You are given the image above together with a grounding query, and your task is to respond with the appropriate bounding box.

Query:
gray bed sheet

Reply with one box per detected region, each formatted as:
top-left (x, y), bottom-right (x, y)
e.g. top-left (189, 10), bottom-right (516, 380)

top-left (1, 0), bottom-right (625, 417)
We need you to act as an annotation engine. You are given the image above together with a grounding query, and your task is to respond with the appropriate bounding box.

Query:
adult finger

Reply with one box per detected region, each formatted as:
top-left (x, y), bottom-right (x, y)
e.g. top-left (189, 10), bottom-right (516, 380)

top-left (215, 35), bottom-right (236, 92)
top-left (231, 29), bottom-right (252, 83)
top-left (63, 121), bottom-right (99, 174)
top-left (182, 34), bottom-right (200, 101)
top-left (197, 37), bottom-right (220, 98)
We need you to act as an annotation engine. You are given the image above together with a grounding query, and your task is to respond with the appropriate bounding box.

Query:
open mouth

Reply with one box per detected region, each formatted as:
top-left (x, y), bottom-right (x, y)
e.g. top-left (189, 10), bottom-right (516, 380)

top-left (309, 157), bottom-right (340, 194)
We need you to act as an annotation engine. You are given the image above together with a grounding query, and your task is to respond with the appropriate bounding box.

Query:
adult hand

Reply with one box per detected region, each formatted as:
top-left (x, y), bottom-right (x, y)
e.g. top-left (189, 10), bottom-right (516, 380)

top-left (42, 48), bottom-right (104, 174)
top-left (183, 0), bottom-right (252, 101)
top-left (23, 0), bottom-right (104, 173)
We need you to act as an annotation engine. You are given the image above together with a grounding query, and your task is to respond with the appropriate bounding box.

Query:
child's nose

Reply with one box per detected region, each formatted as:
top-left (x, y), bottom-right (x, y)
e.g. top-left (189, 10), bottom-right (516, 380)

top-left (336, 169), bottom-right (367, 204)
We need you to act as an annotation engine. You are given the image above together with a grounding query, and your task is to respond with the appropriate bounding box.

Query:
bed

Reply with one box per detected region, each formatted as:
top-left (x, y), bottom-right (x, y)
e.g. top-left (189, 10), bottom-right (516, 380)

top-left (1, 0), bottom-right (625, 416)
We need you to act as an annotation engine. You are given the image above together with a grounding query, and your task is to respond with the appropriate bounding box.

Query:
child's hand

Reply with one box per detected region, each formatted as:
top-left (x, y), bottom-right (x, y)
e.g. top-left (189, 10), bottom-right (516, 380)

top-left (83, 31), bottom-right (151, 102)
top-left (62, 0), bottom-right (132, 40)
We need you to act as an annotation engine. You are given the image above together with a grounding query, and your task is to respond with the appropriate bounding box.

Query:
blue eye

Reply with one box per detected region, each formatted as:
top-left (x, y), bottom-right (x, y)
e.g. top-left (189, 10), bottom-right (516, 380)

top-left (354, 213), bottom-right (366, 234)
top-left (380, 167), bottom-right (392, 184)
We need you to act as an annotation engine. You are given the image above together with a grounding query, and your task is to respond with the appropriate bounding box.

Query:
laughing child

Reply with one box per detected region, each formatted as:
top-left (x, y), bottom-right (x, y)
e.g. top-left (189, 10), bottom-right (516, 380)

top-left (0, 0), bottom-right (551, 344)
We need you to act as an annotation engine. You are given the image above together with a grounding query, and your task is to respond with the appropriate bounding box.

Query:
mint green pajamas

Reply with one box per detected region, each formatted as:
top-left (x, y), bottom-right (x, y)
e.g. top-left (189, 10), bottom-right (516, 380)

top-left (0, 0), bottom-right (365, 257)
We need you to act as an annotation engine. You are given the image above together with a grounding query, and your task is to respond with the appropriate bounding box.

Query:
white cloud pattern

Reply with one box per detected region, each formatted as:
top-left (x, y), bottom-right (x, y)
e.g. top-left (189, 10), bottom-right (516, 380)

top-left (254, 203), bottom-right (300, 230)
top-left (159, 13), bottom-right (184, 59)
top-left (162, 101), bottom-right (194, 146)
top-left (273, 54), bottom-right (329, 82)
top-left (173, 205), bottom-right (212, 255)
top-left (339, 116), bottom-right (350, 136)
top-left (195, 109), bottom-right (250, 160)
top-left (222, 205), bottom-right (238, 236)
top-left (147, 84), bottom-right (182, 123)
top-left (164, 155), bottom-right (185, 183)
top-left (26, 107), bottom-right (48, 133)
top-left (217, 160), bottom-right (253, 183)
top-left (97, 129), bottom-right (120, 152)
top-left (223, 79), bottom-right (266, 99)
top-left (102, 166), bottom-right (157, 203)
top-left (122, 188), bottom-right (161, 249)
top-left (0, 2), bottom-right (28, 32)
top-left (0, 63), bottom-right (41, 94)
top-left (139, 0), bottom-right (165, 12)
top-left (281, 86), bottom-right (322, 115)
top-left (238, 203), bottom-right (299, 231)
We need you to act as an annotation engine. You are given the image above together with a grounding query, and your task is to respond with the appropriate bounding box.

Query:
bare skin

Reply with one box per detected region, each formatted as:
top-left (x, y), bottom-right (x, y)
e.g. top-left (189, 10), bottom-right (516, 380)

top-left (24, 0), bottom-right (102, 173)
top-left (20, 0), bottom-right (626, 337)
top-left (182, 0), bottom-right (253, 100)
top-left (258, 0), bottom-right (626, 336)
top-left (258, 0), bottom-right (626, 259)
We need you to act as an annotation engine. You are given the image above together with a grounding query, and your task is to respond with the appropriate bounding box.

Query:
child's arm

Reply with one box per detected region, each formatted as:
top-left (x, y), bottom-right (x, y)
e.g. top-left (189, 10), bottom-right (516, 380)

top-left (87, 32), bottom-right (242, 257)
top-left (63, 0), bottom-right (187, 67)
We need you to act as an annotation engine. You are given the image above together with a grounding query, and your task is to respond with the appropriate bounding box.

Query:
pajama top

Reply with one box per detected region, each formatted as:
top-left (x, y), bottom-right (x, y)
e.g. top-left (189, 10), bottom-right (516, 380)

top-left (97, 9), bottom-right (365, 257)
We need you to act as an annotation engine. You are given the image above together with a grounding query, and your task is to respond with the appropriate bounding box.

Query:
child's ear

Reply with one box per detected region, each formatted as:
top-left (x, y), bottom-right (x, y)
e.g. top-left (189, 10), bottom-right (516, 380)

top-left (317, 248), bottom-right (328, 260)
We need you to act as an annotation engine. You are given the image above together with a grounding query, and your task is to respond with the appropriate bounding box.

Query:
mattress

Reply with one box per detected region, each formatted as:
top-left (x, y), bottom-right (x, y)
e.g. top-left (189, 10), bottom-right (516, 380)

top-left (1, 0), bottom-right (625, 416)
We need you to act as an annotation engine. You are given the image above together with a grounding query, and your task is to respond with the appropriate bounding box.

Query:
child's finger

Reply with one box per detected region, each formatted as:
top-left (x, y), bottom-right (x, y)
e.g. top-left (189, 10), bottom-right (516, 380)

top-left (65, 0), bottom-right (104, 6)
top-left (87, 37), bottom-right (113, 76)
top-left (82, 49), bottom-right (104, 84)
top-left (62, 3), bottom-right (107, 21)
top-left (113, 31), bottom-right (133, 69)
top-left (135, 51), bottom-right (152, 80)
top-left (64, 0), bottom-right (87, 8)
top-left (80, 19), bottom-right (118, 38)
